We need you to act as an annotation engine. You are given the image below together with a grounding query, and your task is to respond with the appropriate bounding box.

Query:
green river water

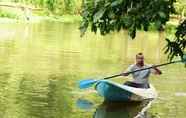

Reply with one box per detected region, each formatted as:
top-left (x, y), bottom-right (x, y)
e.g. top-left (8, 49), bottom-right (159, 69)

top-left (0, 21), bottom-right (185, 118)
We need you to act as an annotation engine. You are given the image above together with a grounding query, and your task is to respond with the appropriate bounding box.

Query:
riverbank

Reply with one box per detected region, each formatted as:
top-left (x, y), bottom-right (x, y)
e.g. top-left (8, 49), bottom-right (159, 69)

top-left (0, 14), bottom-right (82, 23)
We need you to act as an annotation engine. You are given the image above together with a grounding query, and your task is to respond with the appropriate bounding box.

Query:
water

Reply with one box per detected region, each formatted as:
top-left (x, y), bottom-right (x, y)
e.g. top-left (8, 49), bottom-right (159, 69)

top-left (0, 21), bottom-right (185, 118)
top-left (76, 99), bottom-right (154, 118)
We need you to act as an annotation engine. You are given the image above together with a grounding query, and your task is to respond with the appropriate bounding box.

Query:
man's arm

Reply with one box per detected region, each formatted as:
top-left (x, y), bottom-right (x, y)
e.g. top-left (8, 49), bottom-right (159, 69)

top-left (152, 66), bottom-right (162, 75)
top-left (122, 65), bottom-right (134, 76)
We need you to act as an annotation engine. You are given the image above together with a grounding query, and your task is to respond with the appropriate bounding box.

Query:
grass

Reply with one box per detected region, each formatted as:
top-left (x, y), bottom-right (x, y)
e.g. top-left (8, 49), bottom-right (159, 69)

top-left (0, 8), bottom-right (82, 23)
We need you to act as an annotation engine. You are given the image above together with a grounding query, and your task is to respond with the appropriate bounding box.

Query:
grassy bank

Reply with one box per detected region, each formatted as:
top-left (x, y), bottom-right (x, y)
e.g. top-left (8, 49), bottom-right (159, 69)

top-left (0, 8), bottom-right (82, 23)
top-left (0, 15), bottom-right (82, 24)
top-left (0, 1), bottom-right (82, 23)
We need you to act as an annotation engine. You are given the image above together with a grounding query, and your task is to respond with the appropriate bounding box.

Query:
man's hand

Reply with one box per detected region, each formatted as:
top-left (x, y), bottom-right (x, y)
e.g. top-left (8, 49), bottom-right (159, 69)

top-left (122, 72), bottom-right (130, 76)
top-left (152, 65), bottom-right (162, 75)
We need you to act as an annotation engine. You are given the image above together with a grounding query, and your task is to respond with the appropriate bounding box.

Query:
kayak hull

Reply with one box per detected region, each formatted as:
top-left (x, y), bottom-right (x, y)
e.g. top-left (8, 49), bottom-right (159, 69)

top-left (95, 80), bottom-right (157, 102)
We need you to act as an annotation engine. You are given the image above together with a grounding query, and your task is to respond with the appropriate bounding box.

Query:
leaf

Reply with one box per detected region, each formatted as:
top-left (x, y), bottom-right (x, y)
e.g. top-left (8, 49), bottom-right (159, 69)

top-left (128, 24), bottom-right (136, 39)
top-left (79, 20), bottom-right (89, 37)
top-left (155, 20), bottom-right (162, 30)
top-left (104, 2), bottom-right (111, 7)
top-left (94, 0), bottom-right (102, 7)
top-left (91, 24), bottom-right (97, 33)
top-left (111, 0), bottom-right (123, 7)
top-left (158, 12), bottom-right (166, 19)
top-left (121, 16), bottom-right (133, 27)
top-left (93, 8), bottom-right (106, 23)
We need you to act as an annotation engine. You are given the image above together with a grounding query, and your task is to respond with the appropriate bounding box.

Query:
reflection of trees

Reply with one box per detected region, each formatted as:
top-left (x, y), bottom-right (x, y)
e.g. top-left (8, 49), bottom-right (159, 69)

top-left (46, 74), bottom-right (73, 118)
top-left (17, 73), bottom-right (51, 118)
top-left (16, 73), bottom-right (73, 118)
top-left (0, 73), bottom-right (10, 117)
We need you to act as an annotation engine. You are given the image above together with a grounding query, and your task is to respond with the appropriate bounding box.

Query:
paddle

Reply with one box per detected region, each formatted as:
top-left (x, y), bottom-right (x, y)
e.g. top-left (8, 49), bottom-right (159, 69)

top-left (79, 58), bottom-right (186, 89)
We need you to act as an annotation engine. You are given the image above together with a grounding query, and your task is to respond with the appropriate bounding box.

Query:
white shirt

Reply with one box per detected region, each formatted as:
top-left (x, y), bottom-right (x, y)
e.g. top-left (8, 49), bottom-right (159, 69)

top-left (126, 64), bottom-right (155, 84)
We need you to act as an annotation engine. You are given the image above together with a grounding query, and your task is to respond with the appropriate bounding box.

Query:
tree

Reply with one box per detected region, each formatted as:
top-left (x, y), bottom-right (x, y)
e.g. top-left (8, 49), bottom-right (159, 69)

top-left (80, 0), bottom-right (175, 37)
top-left (79, 0), bottom-right (186, 61)
top-left (165, 19), bottom-right (186, 61)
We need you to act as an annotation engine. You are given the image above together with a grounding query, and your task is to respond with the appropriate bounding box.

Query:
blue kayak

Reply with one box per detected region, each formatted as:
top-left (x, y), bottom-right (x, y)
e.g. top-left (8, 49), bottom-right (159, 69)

top-left (95, 80), bottom-right (157, 102)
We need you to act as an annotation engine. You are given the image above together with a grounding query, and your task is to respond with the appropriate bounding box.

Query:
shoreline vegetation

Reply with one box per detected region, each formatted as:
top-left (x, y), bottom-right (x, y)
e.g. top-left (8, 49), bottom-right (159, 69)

top-left (0, 15), bottom-right (81, 23)
top-left (0, 8), bottom-right (181, 33)
top-left (0, 8), bottom-right (82, 23)
top-left (0, 1), bottom-right (185, 34)
top-left (0, 1), bottom-right (82, 23)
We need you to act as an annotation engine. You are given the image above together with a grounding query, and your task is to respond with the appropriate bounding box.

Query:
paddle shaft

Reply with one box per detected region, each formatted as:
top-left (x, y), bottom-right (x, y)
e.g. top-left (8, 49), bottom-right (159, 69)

top-left (103, 60), bottom-right (182, 80)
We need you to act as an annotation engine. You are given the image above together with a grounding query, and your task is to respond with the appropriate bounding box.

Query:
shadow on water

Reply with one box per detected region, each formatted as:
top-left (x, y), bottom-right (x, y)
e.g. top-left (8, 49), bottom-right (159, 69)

top-left (76, 99), bottom-right (152, 118)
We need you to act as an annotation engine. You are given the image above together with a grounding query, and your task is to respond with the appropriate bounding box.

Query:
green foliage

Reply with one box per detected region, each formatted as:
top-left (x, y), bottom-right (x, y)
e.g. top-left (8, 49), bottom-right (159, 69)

top-left (64, 0), bottom-right (75, 14)
top-left (0, 9), bottom-right (17, 19)
top-left (45, 0), bottom-right (55, 11)
top-left (80, 0), bottom-right (176, 38)
top-left (9, 0), bottom-right (82, 16)
top-left (174, 0), bottom-right (186, 16)
top-left (165, 19), bottom-right (186, 61)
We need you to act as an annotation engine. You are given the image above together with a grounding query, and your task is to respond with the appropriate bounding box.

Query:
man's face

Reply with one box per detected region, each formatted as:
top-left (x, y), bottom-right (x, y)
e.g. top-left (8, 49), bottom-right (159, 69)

top-left (136, 55), bottom-right (144, 65)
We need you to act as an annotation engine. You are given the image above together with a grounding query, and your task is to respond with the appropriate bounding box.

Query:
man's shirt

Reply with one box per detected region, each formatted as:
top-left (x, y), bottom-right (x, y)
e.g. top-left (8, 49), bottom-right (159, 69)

top-left (126, 64), bottom-right (155, 84)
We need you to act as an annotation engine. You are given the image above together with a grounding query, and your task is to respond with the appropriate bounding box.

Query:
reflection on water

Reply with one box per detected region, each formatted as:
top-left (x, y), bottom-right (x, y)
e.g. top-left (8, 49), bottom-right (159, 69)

top-left (17, 73), bottom-right (57, 118)
top-left (76, 99), bottom-right (151, 118)
top-left (0, 72), bottom-right (75, 118)
top-left (76, 99), bottom-right (94, 110)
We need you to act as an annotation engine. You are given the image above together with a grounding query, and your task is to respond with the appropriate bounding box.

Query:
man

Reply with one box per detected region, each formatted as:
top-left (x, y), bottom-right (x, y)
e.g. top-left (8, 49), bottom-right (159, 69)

top-left (122, 53), bottom-right (162, 88)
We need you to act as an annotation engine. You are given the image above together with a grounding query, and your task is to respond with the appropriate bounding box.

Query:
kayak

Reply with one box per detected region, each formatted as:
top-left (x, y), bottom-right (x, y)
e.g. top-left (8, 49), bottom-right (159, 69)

top-left (95, 80), bottom-right (157, 102)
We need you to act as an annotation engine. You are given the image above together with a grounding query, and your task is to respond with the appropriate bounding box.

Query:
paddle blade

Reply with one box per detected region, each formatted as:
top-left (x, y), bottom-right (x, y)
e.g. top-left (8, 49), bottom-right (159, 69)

top-left (79, 79), bottom-right (97, 89)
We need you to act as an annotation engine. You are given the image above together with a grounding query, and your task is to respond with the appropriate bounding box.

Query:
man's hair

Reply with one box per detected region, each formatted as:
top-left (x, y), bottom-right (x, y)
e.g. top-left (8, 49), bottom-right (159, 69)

top-left (136, 52), bottom-right (143, 58)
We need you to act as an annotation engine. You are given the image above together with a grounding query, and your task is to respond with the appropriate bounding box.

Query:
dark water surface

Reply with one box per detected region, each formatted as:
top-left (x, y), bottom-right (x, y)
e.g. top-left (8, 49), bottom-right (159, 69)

top-left (0, 21), bottom-right (186, 118)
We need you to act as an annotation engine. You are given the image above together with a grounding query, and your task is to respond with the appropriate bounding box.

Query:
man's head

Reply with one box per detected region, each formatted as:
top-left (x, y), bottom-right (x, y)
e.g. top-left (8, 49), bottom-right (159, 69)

top-left (136, 53), bottom-right (144, 66)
